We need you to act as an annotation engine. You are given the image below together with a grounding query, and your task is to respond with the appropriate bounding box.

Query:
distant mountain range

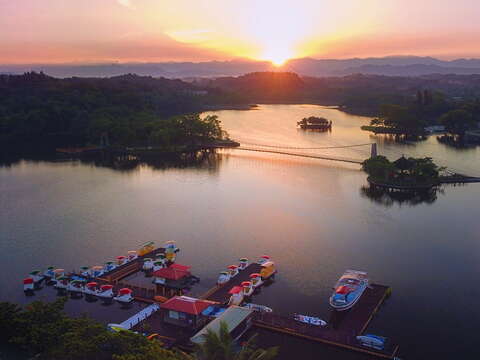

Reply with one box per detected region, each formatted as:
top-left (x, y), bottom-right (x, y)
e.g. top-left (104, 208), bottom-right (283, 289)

top-left (3, 56), bottom-right (480, 78)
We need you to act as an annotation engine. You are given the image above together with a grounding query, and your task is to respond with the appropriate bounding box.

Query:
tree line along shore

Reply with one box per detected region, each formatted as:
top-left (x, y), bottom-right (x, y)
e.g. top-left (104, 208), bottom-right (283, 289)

top-left (1, 71), bottom-right (480, 151)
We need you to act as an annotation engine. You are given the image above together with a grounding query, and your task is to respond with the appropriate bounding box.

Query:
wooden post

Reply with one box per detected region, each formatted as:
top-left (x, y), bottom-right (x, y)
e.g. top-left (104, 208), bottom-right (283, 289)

top-left (370, 143), bottom-right (377, 158)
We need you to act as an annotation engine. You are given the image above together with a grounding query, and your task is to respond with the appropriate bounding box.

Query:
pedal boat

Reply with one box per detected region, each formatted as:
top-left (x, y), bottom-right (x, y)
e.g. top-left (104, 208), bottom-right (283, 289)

top-left (241, 281), bottom-right (254, 297)
top-left (217, 271), bottom-right (231, 285)
top-left (97, 284), bottom-right (115, 302)
top-left (329, 270), bottom-right (368, 311)
top-left (114, 288), bottom-right (134, 304)
top-left (67, 279), bottom-right (85, 294)
top-left (43, 266), bottom-right (56, 282)
top-left (84, 282), bottom-right (99, 296)
top-left (238, 258), bottom-right (249, 270)
top-left (23, 278), bottom-right (34, 293)
top-left (54, 276), bottom-right (69, 290)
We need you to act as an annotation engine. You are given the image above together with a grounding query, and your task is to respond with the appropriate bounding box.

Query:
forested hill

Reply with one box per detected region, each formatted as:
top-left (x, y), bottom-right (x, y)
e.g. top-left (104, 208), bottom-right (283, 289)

top-left (2, 71), bottom-right (480, 151)
top-left (0, 72), bottom-right (236, 149)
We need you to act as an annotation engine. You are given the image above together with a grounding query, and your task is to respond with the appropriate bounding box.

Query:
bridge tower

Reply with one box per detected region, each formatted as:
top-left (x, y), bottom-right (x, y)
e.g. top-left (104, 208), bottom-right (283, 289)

top-left (370, 143), bottom-right (377, 158)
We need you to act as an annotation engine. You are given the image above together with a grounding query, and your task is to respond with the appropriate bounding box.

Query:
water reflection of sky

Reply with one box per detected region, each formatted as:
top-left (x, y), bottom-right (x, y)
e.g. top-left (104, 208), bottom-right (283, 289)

top-left (2, 105), bottom-right (480, 359)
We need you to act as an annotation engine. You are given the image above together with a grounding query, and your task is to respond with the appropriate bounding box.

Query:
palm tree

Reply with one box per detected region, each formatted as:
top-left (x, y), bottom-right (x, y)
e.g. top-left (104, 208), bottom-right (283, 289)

top-left (193, 321), bottom-right (278, 360)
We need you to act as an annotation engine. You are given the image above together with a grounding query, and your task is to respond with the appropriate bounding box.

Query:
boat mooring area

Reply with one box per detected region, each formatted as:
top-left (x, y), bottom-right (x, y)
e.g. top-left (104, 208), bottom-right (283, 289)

top-left (23, 243), bottom-right (401, 359)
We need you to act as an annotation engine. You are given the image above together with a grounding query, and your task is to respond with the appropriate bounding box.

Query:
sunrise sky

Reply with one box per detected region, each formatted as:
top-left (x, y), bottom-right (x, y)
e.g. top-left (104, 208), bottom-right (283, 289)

top-left (1, 0), bottom-right (479, 65)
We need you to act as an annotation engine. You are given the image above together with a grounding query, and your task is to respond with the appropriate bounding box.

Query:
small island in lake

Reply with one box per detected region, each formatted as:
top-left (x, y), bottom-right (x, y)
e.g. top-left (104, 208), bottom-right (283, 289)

top-left (297, 116), bottom-right (332, 130)
top-left (362, 155), bottom-right (443, 191)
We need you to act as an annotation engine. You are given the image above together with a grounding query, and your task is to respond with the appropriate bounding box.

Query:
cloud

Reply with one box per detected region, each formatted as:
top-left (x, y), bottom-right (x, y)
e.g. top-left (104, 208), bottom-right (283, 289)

top-left (117, 0), bottom-right (134, 9)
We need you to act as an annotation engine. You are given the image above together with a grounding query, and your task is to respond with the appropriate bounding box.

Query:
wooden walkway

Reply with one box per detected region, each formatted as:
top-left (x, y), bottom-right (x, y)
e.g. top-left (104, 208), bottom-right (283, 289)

top-left (253, 284), bottom-right (399, 359)
top-left (97, 247), bottom-right (165, 283)
top-left (200, 263), bottom-right (263, 303)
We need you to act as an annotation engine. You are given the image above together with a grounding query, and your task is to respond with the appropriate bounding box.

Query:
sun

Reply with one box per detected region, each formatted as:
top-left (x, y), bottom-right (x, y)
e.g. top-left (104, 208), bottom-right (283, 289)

top-left (261, 47), bottom-right (293, 67)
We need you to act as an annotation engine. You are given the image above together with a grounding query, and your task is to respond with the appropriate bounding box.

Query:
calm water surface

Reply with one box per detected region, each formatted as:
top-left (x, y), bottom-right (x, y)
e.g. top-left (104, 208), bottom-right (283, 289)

top-left (2, 104), bottom-right (480, 359)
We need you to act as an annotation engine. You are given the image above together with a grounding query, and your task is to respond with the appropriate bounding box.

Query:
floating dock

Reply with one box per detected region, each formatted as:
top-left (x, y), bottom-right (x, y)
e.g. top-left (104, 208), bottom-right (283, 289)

top-left (199, 263), bottom-right (263, 303)
top-left (96, 247), bottom-right (165, 283)
top-left (253, 284), bottom-right (399, 359)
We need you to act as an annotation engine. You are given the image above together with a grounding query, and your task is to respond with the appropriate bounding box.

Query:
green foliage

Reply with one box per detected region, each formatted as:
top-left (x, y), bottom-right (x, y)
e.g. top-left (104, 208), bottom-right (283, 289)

top-left (0, 301), bottom-right (277, 360)
top-left (440, 109), bottom-right (476, 136)
top-left (0, 299), bottom-right (186, 360)
top-left (362, 156), bottom-right (395, 181)
top-left (194, 321), bottom-right (278, 360)
top-left (0, 72), bottom-right (227, 148)
top-left (362, 155), bottom-right (441, 184)
top-left (370, 104), bottom-right (424, 136)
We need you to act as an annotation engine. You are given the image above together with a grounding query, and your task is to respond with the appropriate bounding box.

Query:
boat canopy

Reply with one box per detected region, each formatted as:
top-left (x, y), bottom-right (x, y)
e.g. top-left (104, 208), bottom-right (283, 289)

top-left (54, 268), bottom-right (65, 273)
top-left (100, 284), bottom-right (113, 290)
top-left (241, 281), bottom-right (251, 286)
top-left (249, 273), bottom-right (261, 278)
top-left (118, 288), bottom-right (132, 295)
top-left (190, 306), bottom-right (253, 344)
top-left (23, 278), bottom-right (34, 284)
top-left (117, 256), bottom-right (126, 260)
top-left (228, 265), bottom-right (238, 269)
top-left (30, 270), bottom-right (41, 275)
top-left (261, 261), bottom-right (275, 268)
top-left (86, 282), bottom-right (98, 287)
top-left (92, 266), bottom-right (103, 270)
top-left (336, 285), bottom-right (353, 294)
top-left (229, 286), bottom-right (243, 294)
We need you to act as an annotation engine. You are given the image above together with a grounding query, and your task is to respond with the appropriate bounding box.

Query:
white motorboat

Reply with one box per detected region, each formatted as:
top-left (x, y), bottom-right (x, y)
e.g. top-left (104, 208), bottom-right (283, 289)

top-left (329, 270), bottom-right (368, 311)
top-left (294, 314), bottom-right (327, 326)
top-left (243, 303), bottom-right (273, 313)
top-left (357, 334), bottom-right (387, 350)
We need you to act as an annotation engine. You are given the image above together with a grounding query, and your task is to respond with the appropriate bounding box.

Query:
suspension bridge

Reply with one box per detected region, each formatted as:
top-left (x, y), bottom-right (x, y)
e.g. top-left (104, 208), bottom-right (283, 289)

top-left (223, 142), bottom-right (377, 165)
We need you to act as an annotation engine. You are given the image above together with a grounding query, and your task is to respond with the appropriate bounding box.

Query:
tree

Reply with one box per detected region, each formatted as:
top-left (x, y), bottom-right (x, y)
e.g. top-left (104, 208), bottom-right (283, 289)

top-left (440, 109), bottom-right (476, 136)
top-left (193, 321), bottom-right (278, 360)
top-left (361, 156), bottom-right (395, 181)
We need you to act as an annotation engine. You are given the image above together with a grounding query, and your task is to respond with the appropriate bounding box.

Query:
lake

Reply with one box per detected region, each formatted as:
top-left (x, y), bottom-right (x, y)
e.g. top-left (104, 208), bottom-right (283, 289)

top-left (1, 104), bottom-right (480, 359)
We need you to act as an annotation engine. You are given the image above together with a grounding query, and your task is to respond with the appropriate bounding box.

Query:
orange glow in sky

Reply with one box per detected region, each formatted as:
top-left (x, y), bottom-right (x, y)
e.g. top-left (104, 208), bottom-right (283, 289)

top-left (1, 0), bottom-right (480, 64)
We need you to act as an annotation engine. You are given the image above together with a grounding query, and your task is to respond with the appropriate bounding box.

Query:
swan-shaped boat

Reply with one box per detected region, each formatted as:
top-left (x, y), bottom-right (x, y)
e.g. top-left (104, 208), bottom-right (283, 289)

top-left (97, 284), bottom-right (114, 302)
top-left (257, 255), bottom-right (270, 265)
top-left (227, 286), bottom-right (244, 306)
top-left (23, 278), bottom-right (34, 292)
top-left (127, 250), bottom-right (138, 261)
top-left (67, 279), bottom-right (85, 294)
top-left (43, 267), bottom-right (55, 281)
top-left (241, 281), bottom-right (254, 297)
top-left (104, 261), bottom-right (116, 273)
top-left (329, 270), bottom-right (368, 311)
top-left (249, 273), bottom-right (263, 288)
top-left (142, 258), bottom-right (154, 271)
top-left (54, 276), bottom-right (69, 290)
top-left (29, 270), bottom-right (44, 286)
top-left (227, 265), bottom-right (239, 278)
top-left (84, 282), bottom-right (99, 296)
top-left (114, 288), bottom-right (134, 304)
top-left (238, 258), bottom-right (249, 270)
top-left (217, 271), bottom-right (231, 285)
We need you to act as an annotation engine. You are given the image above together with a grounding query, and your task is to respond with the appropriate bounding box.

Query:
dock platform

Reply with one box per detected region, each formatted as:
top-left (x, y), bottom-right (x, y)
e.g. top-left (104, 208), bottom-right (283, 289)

top-left (96, 247), bottom-right (165, 283)
top-left (253, 284), bottom-right (399, 359)
top-left (200, 263), bottom-right (263, 303)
